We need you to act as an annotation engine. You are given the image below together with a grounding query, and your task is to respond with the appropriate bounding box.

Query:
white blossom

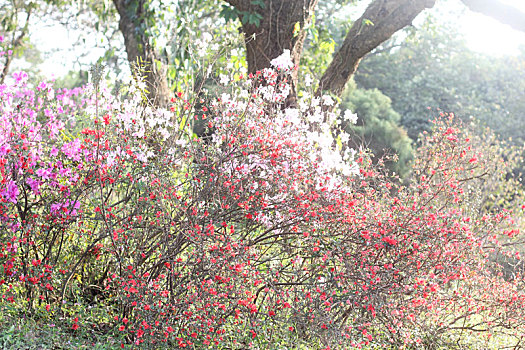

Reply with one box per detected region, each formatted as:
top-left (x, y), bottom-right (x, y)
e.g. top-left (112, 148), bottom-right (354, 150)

top-left (175, 139), bottom-right (187, 147)
top-left (344, 109), bottom-right (358, 124)
top-left (304, 74), bottom-right (313, 87)
top-left (219, 74), bottom-right (229, 86)
top-left (270, 49), bottom-right (294, 70)
top-left (306, 111), bottom-right (323, 124)
top-left (284, 108), bottom-right (300, 125)
top-left (322, 95), bottom-right (334, 106)
top-left (340, 131), bottom-right (350, 144)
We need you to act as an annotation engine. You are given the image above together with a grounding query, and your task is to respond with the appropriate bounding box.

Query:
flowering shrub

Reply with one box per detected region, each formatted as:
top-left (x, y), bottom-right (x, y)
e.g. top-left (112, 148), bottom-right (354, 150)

top-left (0, 49), bottom-right (525, 349)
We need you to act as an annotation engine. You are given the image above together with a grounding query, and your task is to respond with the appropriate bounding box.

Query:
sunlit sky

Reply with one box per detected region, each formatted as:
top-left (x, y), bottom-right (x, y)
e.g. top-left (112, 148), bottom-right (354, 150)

top-left (32, 0), bottom-right (525, 78)
top-left (448, 0), bottom-right (525, 55)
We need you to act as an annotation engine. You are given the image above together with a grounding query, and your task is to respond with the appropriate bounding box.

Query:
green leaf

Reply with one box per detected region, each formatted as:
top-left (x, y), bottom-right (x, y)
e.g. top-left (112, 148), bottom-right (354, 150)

top-left (219, 4), bottom-right (238, 23)
top-left (251, 0), bottom-right (266, 8)
top-left (242, 12), bottom-right (250, 24)
top-left (249, 12), bottom-right (263, 27)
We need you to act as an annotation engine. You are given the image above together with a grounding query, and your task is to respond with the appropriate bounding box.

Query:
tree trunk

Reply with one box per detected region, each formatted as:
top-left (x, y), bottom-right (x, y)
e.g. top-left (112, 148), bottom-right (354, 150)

top-left (225, 0), bottom-right (318, 105)
top-left (113, 0), bottom-right (170, 107)
top-left (318, 0), bottom-right (436, 98)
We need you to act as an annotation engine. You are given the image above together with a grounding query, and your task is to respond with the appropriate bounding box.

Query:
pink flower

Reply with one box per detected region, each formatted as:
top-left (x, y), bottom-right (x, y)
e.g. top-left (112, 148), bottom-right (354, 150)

top-left (4, 181), bottom-right (18, 203)
top-left (12, 71), bottom-right (28, 83)
top-left (61, 139), bottom-right (82, 161)
top-left (37, 82), bottom-right (48, 91)
top-left (36, 168), bottom-right (52, 180)
top-left (26, 178), bottom-right (40, 194)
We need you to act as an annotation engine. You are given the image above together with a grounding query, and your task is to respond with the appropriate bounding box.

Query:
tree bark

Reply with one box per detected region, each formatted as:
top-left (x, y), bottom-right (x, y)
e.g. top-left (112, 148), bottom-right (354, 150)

top-left (113, 0), bottom-right (170, 107)
top-left (460, 0), bottom-right (525, 33)
top-left (225, 0), bottom-right (318, 105)
top-left (318, 0), bottom-right (436, 98)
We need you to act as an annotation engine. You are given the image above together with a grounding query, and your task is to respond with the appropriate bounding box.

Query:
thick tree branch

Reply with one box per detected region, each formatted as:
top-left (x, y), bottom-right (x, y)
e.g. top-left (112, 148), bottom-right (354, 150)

top-left (318, 0), bottom-right (436, 98)
top-left (460, 0), bottom-right (525, 33)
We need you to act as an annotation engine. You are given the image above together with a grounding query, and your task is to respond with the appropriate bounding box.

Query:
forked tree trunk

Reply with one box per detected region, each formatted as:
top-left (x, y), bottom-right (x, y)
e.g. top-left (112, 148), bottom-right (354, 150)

top-left (113, 0), bottom-right (170, 107)
top-left (226, 0), bottom-right (436, 102)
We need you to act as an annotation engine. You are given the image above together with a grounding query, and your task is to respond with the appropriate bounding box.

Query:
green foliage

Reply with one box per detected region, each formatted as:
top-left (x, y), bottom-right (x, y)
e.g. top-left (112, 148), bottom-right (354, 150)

top-left (219, 4), bottom-right (238, 23)
top-left (54, 70), bottom-right (89, 89)
top-left (0, 303), bottom-right (124, 349)
top-left (299, 2), bottom-right (353, 87)
top-left (163, 0), bottom-right (245, 92)
top-left (341, 80), bottom-right (414, 178)
top-left (219, 1), bottom-right (265, 27)
top-left (299, 14), bottom-right (337, 83)
top-left (355, 17), bottom-right (525, 146)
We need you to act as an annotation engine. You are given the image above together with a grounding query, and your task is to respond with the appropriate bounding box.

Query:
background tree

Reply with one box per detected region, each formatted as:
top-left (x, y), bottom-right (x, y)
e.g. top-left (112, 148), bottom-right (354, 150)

top-left (111, 0), bottom-right (244, 106)
top-left (1, 0), bottom-right (126, 85)
top-left (340, 79), bottom-right (414, 177)
top-left (354, 18), bottom-right (525, 144)
top-left (3, 1), bottom-right (525, 348)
